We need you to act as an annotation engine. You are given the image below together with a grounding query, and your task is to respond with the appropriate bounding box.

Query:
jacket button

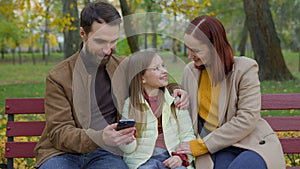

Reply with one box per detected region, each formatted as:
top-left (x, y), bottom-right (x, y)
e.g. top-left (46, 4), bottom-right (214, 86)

top-left (259, 140), bottom-right (265, 145)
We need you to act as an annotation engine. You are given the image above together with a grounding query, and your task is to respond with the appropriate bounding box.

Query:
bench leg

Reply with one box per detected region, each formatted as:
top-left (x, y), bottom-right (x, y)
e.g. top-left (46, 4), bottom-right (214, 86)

top-left (7, 159), bottom-right (13, 169)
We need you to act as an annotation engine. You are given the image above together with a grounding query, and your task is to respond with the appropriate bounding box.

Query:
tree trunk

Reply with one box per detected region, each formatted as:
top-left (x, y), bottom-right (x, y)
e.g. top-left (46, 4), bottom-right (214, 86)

top-left (299, 51), bottom-right (300, 72)
top-left (63, 0), bottom-right (80, 59)
top-left (243, 0), bottom-right (294, 80)
top-left (150, 15), bottom-right (157, 49)
top-left (172, 14), bottom-right (177, 62)
top-left (145, 2), bottom-right (157, 50)
top-left (172, 39), bottom-right (178, 63)
top-left (45, 41), bottom-right (50, 65)
top-left (238, 20), bottom-right (248, 56)
top-left (12, 48), bottom-right (15, 65)
top-left (1, 39), bottom-right (4, 60)
top-left (31, 47), bottom-right (36, 65)
top-left (144, 34), bottom-right (148, 49)
top-left (119, 0), bottom-right (139, 53)
top-left (42, 4), bottom-right (50, 61)
top-left (84, 0), bottom-right (91, 5)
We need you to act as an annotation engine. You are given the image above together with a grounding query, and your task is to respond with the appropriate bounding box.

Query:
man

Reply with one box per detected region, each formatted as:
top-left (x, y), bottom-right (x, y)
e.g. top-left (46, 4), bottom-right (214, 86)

top-left (34, 2), bottom-right (188, 169)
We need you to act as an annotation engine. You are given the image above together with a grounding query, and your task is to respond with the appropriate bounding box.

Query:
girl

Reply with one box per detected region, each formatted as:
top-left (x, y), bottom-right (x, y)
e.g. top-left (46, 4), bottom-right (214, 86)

top-left (119, 50), bottom-right (195, 169)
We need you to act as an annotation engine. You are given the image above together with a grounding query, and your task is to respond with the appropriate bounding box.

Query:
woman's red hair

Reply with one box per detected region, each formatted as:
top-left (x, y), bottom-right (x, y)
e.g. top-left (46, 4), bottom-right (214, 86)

top-left (185, 15), bottom-right (234, 83)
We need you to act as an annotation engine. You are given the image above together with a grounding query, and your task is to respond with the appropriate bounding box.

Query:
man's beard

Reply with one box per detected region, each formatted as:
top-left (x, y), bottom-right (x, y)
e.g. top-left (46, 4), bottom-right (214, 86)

top-left (82, 46), bottom-right (113, 67)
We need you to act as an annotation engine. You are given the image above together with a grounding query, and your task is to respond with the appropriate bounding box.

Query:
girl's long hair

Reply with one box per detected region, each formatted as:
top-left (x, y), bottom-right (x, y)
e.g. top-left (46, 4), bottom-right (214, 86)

top-left (126, 50), bottom-right (177, 137)
top-left (127, 51), bottom-right (163, 137)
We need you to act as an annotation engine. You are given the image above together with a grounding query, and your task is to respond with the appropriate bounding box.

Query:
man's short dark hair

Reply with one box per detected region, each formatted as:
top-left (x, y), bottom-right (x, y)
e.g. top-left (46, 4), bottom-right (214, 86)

top-left (80, 1), bottom-right (121, 35)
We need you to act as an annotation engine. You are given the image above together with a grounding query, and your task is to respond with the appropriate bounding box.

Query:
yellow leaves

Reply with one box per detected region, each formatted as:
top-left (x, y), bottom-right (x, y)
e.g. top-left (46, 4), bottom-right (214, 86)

top-left (296, 158), bottom-right (300, 164)
top-left (70, 3), bottom-right (74, 9)
top-left (0, 1), bottom-right (15, 19)
top-left (162, 0), bottom-right (214, 20)
top-left (0, 116), bottom-right (7, 164)
top-left (33, 2), bottom-right (44, 14)
top-left (53, 13), bottom-right (77, 33)
top-left (14, 150), bottom-right (37, 169)
top-left (276, 131), bottom-right (300, 138)
top-left (206, 10), bottom-right (218, 16)
top-left (285, 154), bottom-right (300, 167)
top-left (276, 131), bottom-right (300, 167)
top-left (48, 34), bottom-right (58, 47)
top-left (204, 0), bottom-right (212, 7)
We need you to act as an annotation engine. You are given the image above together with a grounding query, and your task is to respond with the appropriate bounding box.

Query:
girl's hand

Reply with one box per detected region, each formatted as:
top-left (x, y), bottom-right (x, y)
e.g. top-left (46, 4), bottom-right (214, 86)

top-left (163, 155), bottom-right (182, 169)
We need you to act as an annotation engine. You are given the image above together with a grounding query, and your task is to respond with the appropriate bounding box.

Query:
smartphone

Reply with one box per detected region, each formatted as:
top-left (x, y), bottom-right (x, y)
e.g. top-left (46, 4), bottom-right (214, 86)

top-left (116, 119), bottom-right (135, 131)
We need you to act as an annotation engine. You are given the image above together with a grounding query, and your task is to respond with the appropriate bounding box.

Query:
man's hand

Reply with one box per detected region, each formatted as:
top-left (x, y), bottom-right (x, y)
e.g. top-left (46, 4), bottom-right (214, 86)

top-left (176, 142), bottom-right (192, 155)
top-left (163, 155), bottom-right (182, 169)
top-left (173, 89), bottom-right (189, 110)
top-left (102, 123), bottom-right (135, 146)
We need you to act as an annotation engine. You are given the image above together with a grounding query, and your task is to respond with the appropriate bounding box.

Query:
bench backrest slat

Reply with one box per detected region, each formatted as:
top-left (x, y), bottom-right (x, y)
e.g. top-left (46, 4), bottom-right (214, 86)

top-left (6, 121), bottom-right (45, 137)
top-left (5, 98), bottom-right (45, 114)
top-left (5, 142), bottom-right (37, 158)
top-left (261, 93), bottom-right (300, 110)
top-left (263, 116), bottom-right (300, 131)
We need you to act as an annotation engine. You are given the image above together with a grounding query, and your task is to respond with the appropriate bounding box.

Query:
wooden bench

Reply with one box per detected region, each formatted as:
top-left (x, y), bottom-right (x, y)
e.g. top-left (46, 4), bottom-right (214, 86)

top-left (1, 94), bottom-right (300, 169)
top-left (261, 93), bottom-right (300, 169)
top-left (3, 98), bottom-right (45, 169)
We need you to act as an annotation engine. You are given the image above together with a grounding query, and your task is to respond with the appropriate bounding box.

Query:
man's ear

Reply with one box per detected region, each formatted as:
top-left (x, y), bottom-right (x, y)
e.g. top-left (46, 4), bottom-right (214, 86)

top-left (80, 27), bottom-right (87, 41)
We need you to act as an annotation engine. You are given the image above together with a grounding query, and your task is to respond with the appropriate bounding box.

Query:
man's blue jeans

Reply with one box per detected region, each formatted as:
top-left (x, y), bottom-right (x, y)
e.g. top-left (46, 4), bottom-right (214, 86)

top-left (38, 147), bottom-right (128, 169)
top-left (212, 146), bottom-right (267, 169)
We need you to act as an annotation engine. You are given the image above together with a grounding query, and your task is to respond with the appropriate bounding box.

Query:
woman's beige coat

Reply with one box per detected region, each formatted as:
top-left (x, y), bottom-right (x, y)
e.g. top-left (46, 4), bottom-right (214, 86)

top-left (181, 57), bottom-right (285, 169)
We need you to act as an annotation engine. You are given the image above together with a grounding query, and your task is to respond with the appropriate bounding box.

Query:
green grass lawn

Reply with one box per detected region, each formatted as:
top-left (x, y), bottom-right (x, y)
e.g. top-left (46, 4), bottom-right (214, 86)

top-left (282, 50), bottom-right (300, 79)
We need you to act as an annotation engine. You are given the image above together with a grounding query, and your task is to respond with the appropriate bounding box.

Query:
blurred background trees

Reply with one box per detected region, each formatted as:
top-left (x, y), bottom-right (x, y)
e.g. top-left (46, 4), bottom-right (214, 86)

top-left (0, 0), bottom-right (299, 81)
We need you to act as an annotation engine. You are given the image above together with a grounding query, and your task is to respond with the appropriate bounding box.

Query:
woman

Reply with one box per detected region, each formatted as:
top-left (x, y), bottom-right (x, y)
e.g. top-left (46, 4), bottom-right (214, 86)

top-left (119, 51), bottom-right (195, 169)
top-left (176, 15), bottom-right (285, 169)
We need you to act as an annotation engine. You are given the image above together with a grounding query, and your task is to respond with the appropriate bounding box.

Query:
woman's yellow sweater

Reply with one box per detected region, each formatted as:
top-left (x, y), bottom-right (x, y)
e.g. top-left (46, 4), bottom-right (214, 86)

top-left (190, 69), bottom-right (220, 156)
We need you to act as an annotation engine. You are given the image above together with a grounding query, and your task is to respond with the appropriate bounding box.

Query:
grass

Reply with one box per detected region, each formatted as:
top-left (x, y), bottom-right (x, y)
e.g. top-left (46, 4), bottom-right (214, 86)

top-left (0, 62), bottom-right (56, 110)
top-left (0, 62), bottom-right (57, 85)
top-left (283, 50), bottom-right (300, 79)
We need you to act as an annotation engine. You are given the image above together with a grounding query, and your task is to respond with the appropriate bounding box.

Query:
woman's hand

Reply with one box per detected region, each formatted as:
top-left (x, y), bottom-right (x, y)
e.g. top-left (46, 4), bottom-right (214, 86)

top-left (176, 142), bottom-right (192, 155)
top-left (163, 155), bottom-right (182, 169)
top-left (173, 89), bottom-right (189, 110)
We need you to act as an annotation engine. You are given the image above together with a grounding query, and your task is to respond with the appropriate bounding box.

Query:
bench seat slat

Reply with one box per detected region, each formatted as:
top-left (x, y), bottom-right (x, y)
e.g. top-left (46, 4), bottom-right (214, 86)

top-left (5, 98), bottom-right (44, 114)
top-left (263, 116), bottom-right (300, 131)
top-left (280, 138), bottom-right (300, 154)
top-left (5, 142), bottom-right (37, 158)
top-left (6, 121), bottom-right (45, 137)
top-left (288, 167), bottom-right (300, 169)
